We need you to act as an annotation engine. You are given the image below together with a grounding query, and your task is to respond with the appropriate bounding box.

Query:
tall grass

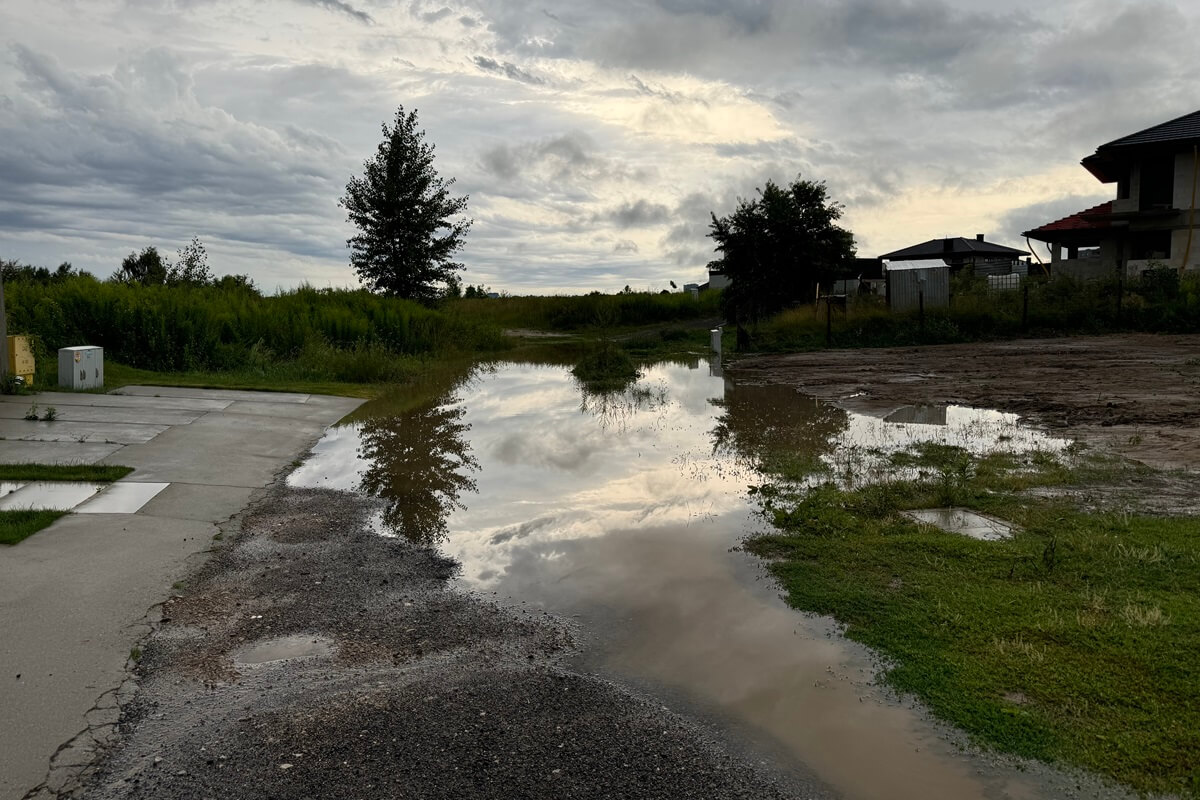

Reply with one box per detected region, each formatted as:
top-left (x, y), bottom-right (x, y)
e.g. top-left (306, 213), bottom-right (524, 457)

top-left (445, 290), bottom-right (722, 331)
top-left (4, 276), bottom-right (509, 374)
top-left (754, 269), bottom-right (1200, 351)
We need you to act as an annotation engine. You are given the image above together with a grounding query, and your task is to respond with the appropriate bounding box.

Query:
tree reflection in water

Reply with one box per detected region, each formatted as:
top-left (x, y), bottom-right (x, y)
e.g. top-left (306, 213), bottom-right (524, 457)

top-left (356, 394), bottom-right (480, 547)
top-left (711, 382), bottom-right (849, 481)
top-left (576, 379), bottom-right (669, 432)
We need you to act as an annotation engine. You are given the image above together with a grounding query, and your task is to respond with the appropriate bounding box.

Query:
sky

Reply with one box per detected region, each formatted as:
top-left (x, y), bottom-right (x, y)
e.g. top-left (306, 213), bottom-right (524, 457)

top-left (1, 0), bottom-right (1197, 294)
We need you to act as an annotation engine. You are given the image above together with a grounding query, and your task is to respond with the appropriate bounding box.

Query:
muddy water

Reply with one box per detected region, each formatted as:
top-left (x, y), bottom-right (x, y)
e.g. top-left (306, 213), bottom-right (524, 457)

top-left (292, 359), bottom-right (1074, 800)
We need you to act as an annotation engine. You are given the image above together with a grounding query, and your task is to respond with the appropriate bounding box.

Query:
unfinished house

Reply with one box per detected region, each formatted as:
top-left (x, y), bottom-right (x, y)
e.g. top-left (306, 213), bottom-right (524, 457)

top-left (1024, 109), bottom-right (1200, 279)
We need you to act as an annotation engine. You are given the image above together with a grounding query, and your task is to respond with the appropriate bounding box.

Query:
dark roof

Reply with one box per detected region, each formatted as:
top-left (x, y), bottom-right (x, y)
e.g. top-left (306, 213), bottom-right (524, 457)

top-left (1022, 202), bottom-right (1113, 242)
top-left (878, 237), bottom-right (1028, 261)
top-left (1098, 109), bottom-right (1200, 150)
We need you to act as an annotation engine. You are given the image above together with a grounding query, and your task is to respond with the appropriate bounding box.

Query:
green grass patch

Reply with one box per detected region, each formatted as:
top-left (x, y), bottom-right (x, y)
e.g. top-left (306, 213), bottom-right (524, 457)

top-left (747, 447), bottom-right (1200, 796)
top-left (0, 509), bottom-right (69, 545)
top-left (570, 341), bottom-right (641, 393)
top-left (0, 464), bottom-right (133, 482)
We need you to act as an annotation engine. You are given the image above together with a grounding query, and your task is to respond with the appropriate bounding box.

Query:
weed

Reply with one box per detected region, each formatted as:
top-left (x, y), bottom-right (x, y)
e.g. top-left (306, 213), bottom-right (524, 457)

top-left (40, 406), bottom-right (57, 422)
top-left (0, 509), bottom-right (69, 545)
top-left (23, 402), bottom-right (38, 421)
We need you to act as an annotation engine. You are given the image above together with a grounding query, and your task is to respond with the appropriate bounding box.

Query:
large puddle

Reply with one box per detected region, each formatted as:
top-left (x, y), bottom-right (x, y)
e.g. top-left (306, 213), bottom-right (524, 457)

top-left (292, 358), bottom-right (1076, 799)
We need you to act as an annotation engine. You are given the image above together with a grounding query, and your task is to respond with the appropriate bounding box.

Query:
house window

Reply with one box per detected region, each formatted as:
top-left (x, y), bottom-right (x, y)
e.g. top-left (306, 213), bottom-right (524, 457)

top-left (1130, 230), bottom-right (1172, 261)
top-left (1139, 155), bottom-right (1175, 210)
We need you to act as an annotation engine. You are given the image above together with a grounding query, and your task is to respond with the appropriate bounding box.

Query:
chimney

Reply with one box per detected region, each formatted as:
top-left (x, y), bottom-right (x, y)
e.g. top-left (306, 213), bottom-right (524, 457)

top-left (976, 233), bottom-right (985, 241)
top-left (942, 238), bottom-right (954, 252)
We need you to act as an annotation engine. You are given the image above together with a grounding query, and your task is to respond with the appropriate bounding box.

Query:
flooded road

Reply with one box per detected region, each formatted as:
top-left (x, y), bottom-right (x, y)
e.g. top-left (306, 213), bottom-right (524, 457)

top-left (292, 358), bottom-right (1082, 800)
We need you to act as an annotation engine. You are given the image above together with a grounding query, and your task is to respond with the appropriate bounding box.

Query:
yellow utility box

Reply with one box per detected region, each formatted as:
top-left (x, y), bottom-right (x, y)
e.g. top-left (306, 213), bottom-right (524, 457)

top-left (6, 335), bottom-right (35, 385)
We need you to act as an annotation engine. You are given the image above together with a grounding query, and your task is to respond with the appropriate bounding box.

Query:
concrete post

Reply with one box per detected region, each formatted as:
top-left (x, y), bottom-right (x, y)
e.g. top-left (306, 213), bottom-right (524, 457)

top-left (0, 269), bottom-right (8, 378)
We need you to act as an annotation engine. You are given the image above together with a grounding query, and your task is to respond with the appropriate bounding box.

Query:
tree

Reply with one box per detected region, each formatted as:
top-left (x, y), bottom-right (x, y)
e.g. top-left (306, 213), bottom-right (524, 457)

top-left (708, 175), bottom-right (856, 331)
top-left (168, 236), bottom-right (212, 287)
top-left (340, 106), bottom-right (472, 303)
top-left (115, 246), bottom-right (170, 285)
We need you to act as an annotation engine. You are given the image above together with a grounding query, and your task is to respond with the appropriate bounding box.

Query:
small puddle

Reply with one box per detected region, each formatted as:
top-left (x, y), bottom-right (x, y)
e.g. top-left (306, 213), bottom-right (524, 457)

top-left (294, 360), bottom-right (1074, 800)
top-left (905, 507), bottom-right (1016, 541)
top-left (234, 635), bottom-right (334, 666)
top-left (884, 404), bottom-right (947, 425)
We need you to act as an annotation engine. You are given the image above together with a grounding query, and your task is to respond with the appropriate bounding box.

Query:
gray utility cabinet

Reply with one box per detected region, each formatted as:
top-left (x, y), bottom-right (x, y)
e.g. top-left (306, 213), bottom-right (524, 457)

top-left (59, 346), bottom-right (104, 390)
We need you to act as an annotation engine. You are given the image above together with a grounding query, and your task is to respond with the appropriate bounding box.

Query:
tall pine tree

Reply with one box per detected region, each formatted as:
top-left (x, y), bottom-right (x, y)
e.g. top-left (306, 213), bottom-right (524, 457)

top-left (340, 107), bottom-right (471, 303)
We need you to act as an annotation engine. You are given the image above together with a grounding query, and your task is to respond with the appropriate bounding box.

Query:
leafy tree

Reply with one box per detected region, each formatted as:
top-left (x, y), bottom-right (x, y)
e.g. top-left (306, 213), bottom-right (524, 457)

top-left (340, 106), bottom-right (472, 304)
top-left (213, 273), bottom-right (259, 295)
top-left (115, 246), bottom-right (170, 285)
top-left (168, 236), bottom-right (212, 287)
top-left (708, 175), bottom-right (856, 332)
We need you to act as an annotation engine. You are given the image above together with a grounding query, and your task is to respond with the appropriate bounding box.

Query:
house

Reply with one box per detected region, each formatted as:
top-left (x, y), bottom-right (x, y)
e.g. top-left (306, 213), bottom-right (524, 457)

top-left (878, 235), bottom-right (1029, 276)
top-left (1024, 109), bottom-right (1200, 278)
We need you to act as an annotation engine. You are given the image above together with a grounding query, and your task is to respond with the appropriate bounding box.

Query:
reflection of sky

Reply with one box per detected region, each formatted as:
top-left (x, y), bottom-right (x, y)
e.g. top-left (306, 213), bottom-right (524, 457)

top-left (292, 364), bottom-right (1071, 592)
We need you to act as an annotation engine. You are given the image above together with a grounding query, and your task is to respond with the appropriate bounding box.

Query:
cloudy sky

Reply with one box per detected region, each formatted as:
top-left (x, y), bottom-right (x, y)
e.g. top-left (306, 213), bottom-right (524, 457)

top-left (2, 0), bottom-right (1197, 293)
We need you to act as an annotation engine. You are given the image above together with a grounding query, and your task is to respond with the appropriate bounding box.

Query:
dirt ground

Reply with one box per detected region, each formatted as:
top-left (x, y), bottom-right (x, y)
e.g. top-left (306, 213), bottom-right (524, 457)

top-left (731, 333), bottom-right (1200, 473)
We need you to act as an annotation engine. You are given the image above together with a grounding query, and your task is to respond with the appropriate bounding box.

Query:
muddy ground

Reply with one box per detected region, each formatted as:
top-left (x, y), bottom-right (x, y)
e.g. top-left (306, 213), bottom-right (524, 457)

top-left (732, 333), bottom-right (1200, 498)
top-left (54, 487), bottom-right (822, 800)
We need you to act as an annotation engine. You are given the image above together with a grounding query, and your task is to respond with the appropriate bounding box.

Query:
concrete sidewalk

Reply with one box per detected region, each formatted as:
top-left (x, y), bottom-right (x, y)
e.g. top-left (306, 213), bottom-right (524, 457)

top-left (0, 386), bottom-right (362, 800)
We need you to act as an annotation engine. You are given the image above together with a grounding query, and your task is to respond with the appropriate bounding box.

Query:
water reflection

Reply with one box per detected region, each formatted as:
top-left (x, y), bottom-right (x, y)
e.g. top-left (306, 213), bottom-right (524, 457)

top-left (712, 382), bottom-right (849, 479)
top-left (293, 360), bottom-right (1079, 800)
top-left (356, 398), bottom-right (480, 547)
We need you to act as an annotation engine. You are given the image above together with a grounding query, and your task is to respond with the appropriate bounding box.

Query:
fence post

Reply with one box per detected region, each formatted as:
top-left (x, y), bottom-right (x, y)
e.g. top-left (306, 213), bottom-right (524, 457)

top-left (1022, 283), bottom-right (1029, 332)
top-left (825, 298), bottom-right (832, 347)
top-left (918, 289), bottom-right (925, 338)
top-left (1116, 274), bottom-right (1123, 324)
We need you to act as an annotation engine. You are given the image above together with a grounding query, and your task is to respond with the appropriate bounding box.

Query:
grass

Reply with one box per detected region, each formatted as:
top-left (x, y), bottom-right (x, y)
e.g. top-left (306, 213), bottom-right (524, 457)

top-left (746, 445), bottom-right (1200, 796)
top-left (0, 464), bottom-right (133, 482)
top-left (0, 464), bottom-right (134, 544)
top-left (0, 510), bottom-right (69, 545)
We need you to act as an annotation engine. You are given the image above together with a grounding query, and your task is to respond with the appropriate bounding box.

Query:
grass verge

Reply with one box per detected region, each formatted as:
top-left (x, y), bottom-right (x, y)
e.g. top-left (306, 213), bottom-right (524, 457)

top-left (0, 464), bottom-right (134, 482)
top-left (747, 446), bottom-right (1200, 797)
top-left (0, 509), bottom-right (69, 545)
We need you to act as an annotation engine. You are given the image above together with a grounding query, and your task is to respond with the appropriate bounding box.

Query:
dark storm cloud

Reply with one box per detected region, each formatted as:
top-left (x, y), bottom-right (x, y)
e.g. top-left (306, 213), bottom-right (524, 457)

top-left (479, 132), bottom-right (648, 193)
top-left (997, 194), bottom-right (1112, 246)
top-left (595, 199), bottom-right (671, 228)
top-left (471, 55), bottom-right (545, 85)
top-left (297, 0), bottom-right (373, 24)
top-left (0, 44), bottom-right (352, 268)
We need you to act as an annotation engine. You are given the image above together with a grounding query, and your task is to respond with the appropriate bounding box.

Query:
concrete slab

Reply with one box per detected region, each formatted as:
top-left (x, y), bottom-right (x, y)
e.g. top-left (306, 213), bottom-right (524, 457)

top-left (0, 441), bottom-right (123, 466)
top-left (0, 482), bottom-right (103, 511)
top-left (0, 392), bottom-right (232, 412)
top-left (905, 508), bottom-right (1015, 541)
top-left (0, 403), bottom-right (203, 426)
top-left (0, 514), bottom-right (216, 800)
top-left (0, 386), bottom-right (363, 799)
top-left (76, 482), bottom-right (169, 514)
top-left (136, 483), bottom-right (257, 524)
top-left (0, 419), bottom-right (168, 445)
top-left (112, 385), bottom-right (312, 404)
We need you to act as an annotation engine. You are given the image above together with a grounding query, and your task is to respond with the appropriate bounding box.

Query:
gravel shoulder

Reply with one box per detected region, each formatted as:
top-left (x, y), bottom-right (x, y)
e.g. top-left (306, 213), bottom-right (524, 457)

top-left (67, 486), bottom-right (823, 800)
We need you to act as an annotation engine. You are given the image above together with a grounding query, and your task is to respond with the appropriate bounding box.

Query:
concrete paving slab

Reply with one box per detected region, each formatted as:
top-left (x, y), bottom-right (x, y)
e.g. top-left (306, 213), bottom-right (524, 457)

top-left (76, 482), bottom-right (169, 514)
top-left (0, 441), bottom-right (123, 466)
top-left (136, 483), bottom-right (256, 524)
top-left (0, 419), bottom-right (168, 445)
top-left (0, 385), bottom-right (363, 800)
top-left (0, 403), bottom-right (203, 426)
top-left (0, 514), bottom-right (216, 800)
top-left (0, 482), bottom-right (103, 511)
top-left (0, 392), bottom-right (232, 412)
top-left (113, 385), bottom-right (312, 404)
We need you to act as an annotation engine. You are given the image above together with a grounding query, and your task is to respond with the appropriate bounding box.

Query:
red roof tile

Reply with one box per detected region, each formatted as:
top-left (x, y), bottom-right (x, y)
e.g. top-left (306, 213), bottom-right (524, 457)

top-left (1024, 201), bottom-right (1113, 235)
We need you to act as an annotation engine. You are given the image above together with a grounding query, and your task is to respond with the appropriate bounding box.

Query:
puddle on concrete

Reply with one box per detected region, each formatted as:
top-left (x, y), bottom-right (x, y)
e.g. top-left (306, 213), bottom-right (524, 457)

top-left (905, 507), bottom-right (1016, 541)
top-left (1, 481), bottom-right (25, 497)
top-left (294, 360), bottom-right (1074, 800)
top-left (234, 635), bottom-right (334, 666)
top-left (76, 482), bottom-right (170, 514)
top-left (0, 481), bottom-right (103, 511)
